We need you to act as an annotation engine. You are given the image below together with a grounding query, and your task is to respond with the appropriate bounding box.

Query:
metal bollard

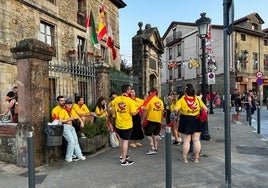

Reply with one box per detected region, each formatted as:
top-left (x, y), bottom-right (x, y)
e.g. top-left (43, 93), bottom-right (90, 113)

top-left (27, 131), bottom-right (35, 188)
top-left (165, 127), bottom-right (172, 188)
top-left (257, 106), bottom-right (261, 134)
top-left (248, 108), bottom-right (252, 126)
top-left (246, 107), bottom-right (249, 122)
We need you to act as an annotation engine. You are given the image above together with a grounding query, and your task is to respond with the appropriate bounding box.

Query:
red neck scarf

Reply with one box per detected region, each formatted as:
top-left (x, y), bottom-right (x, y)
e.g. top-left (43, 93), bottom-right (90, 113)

top-left (64, 107), bottom-right (72, 116)
top-left (184, 96), bottom-right (197, 110)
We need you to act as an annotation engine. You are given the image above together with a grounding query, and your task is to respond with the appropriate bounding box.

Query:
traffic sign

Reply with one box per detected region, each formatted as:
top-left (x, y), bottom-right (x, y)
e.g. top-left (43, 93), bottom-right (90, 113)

top-left (256, 78), bottom-right (263, 85)
top-left (256, 71), bottom-right (263, 78)
top-left (208, 72), bottom-right (215, 85)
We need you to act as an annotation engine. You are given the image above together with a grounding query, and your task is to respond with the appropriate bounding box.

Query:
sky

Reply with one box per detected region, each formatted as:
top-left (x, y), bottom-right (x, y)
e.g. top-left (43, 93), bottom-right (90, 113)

top-left (119, 0), bottom-right (268, 64)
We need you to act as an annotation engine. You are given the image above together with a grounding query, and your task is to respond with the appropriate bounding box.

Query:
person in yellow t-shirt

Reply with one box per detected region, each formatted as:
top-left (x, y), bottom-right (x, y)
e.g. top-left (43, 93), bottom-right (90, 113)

top-left (94, 96), bottom-right (107, 118)
top-left (51, 95), bottom-right (66, 120)
top-left (59, 98), bottom-right (86, 162)
top-left (169, 95), bottom-right (183, 145)
top-left (174, 84), bottom-right (207, 164)
top-left (129, 88), bottom-right (144, 148)
top-left (142, 88), bottom-right (164, 155)
top-left (72, 96), bottom-right (94, 124)
top-left (110, 85), bottom-right (139, 166)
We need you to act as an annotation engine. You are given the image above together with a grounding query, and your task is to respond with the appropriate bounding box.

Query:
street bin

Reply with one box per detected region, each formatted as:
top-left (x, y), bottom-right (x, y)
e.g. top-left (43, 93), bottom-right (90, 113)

top-left (45, 122), bottom-right (63, 146)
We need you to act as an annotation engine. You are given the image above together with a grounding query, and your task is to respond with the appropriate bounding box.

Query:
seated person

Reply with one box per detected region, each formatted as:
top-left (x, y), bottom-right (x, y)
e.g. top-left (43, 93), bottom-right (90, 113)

top-left (58, 98), bottom-right (86, 162)
top-left (94, 96), bottom-right (107, 118)
top-left (72, 96), bottom-right (94, 124)
top-left (51, 95), bottom-right (65, 120)
top-left (2, 97), bottom-right (18, 123)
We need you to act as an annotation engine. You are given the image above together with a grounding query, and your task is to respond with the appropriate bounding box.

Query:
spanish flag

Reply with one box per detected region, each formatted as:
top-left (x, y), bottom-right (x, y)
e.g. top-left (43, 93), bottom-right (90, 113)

top-left (97, 5), bottom-right (107, 41)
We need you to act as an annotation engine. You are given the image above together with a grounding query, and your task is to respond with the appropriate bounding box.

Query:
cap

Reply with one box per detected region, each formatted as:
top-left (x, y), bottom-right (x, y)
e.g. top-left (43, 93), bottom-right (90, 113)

top-left (65, 98), bottom-right (73, 104)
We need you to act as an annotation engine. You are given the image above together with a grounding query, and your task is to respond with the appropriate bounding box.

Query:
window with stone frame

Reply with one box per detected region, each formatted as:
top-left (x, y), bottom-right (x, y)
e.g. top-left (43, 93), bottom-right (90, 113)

top-left (77, 0), bottom-right (86, 26)
top-left (77, 36), bottom-right (86, 64)
top-left (169, 67), bottom-right (173, 80)
top-left (264, 54), bottom-right (268, 71)
top-left (169, 48), bottom-right (172, 60)
top-left (177, 44), bottom-right (181, 57)
top-left (40, 21), bottom-right (55, 55)
top-left (252, 52), bottom-right (258, 70)
top-left (264, 39), bottom-right (268, 46)
top-left (251, 23), bottom-right (258, 31)
top-left (241, 33), bottom-right (246, 41)
top-left (177, 63), bottom-right (182, 79)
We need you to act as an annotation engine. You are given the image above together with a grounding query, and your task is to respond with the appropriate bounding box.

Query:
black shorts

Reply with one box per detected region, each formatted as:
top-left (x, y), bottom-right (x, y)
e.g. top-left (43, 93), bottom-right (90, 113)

top-left (116, 128), bottom-right (133, 140)
top-left (144, 121), bottom-right (161, 136)
top-left (178, 115), bottom-right (201, 134)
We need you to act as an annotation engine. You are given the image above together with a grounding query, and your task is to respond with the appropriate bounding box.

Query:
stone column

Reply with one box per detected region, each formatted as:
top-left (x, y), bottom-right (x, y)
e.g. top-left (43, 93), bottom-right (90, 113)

top-left (11, 39), bottom-right (53, 167)
top-left (95, 66), bottom-right (110, 101)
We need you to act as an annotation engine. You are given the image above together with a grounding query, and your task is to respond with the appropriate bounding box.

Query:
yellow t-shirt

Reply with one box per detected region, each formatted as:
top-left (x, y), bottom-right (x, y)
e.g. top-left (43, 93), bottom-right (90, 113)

top-left (144, 96), bottom-right (164, 123)
top-left (110, 96), bottom-right (137, 130)
top-left (72, 103), bottom-right (90, 116)
top-left (51, 105), bottom-right (63, 119)
top-left (170, 102), bottom-right (176, 112)
top-left (175, 95), bottom-right (206, 116)
top-left (59, 108), bottom-right (80, 121)
top-left (132, 97), bottom-right (144, 109)
top-left (95, 106), bottom-right (107, 118)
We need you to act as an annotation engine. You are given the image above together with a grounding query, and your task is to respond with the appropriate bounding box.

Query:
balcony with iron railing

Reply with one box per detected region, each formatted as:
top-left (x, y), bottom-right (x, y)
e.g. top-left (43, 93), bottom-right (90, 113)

top-left (165, 31), bottom-right (182, 46)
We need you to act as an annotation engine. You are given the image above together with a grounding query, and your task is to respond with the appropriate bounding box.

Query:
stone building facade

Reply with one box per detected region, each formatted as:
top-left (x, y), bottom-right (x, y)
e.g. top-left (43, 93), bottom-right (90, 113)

top-left (161, 13), bottom-right (268, 103)
top-left (0, 0), bottom-right (126, 166)
top-left (0, 0), bottom-right (126, 112)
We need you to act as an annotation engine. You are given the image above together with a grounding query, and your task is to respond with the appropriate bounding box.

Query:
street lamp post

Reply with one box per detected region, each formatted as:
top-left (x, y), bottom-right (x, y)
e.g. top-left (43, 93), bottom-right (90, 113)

top-left (196, 12), bottom-right (211, 141)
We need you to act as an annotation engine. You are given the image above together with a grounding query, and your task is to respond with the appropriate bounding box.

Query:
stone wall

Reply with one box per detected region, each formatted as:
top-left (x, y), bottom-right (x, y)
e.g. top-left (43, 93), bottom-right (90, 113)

top-left (0, 123), bottom-right (17, 163)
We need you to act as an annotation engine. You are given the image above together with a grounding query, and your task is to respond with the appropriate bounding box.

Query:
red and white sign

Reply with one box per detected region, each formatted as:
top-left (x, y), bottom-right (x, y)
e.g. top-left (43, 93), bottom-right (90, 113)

top-left (256, 71), bottom-right (263, 78)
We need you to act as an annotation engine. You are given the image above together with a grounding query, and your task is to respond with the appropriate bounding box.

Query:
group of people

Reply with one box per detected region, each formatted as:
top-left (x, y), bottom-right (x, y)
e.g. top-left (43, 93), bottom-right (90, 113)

top-left (109, 83), bottom-right (207, 166)
top-left (109, 85), bottom-right (164, 166)
top-left (51, 95), bottom-right (110, 162)
top-left (50, 83), bottom-right (207, 166)
top-left (231, 89), bottom-right (257, 124)
top-left (1, 86), bottom-right (18, 123)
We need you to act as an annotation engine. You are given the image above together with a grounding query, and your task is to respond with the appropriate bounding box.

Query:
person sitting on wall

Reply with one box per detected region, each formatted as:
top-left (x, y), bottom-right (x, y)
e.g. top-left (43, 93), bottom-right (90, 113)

top-left (94, 96), bottom-right (108, 119)
top-left (2, 86), bottom-right (19, 123)
top-left (72, 96), bottom-right (94, 138)
top-left (59, 98), bottom-right (86, 162)
top-left (72, 96), bottom-right (95, 123)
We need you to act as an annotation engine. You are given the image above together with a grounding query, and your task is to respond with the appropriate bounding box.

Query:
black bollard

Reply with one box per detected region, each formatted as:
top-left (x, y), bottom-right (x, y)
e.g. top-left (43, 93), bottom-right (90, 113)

top-left (27, 131), bottom-right (35, 188)
top-left (257, 106), bottom-right (261, 134)
top-left (248, 108), bottom-right (252, 126)
top-left (165, 127), bottom-right (172, 188)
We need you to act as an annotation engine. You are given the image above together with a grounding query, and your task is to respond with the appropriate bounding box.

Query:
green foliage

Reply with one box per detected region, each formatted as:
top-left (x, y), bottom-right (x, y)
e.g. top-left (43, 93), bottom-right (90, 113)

top-left (84, 117), bottom-right (109, 138)
top-left (95, 117), bottom-right (109, 136)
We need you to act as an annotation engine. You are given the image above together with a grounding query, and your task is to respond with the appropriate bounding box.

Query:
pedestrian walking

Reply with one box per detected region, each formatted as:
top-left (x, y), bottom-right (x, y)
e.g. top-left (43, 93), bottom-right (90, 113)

top-left (142, 88), bottom-right (164, 155)
top-left (110, 85), bottom-right (139, 166)
top-left (174, 84), bottom-right (207, 163)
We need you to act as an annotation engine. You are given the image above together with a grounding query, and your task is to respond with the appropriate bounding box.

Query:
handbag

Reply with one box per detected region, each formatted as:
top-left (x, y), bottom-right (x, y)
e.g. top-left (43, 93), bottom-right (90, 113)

top-left (110, 131), bottom-right (119, 148)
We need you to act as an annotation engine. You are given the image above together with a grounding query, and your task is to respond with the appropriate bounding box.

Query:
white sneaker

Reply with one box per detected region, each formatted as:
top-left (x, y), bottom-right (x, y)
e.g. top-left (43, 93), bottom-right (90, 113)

top-left (146, 149), bottom-right (157, 155)
top-left (80, 133), bottom-right (87, 138)
top-left (65, 159), bottom-right (73, 162)
top-left (79, 156), bottom-right (86, 160)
